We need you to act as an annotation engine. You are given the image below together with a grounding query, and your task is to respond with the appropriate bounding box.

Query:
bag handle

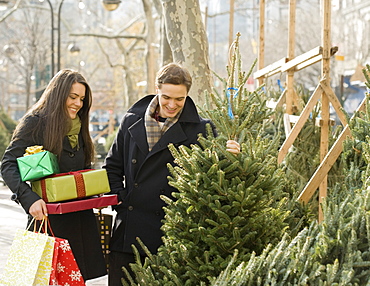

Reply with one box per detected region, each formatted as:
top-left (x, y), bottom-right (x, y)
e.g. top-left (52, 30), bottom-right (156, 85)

top-left (27, 216), bottom-right (55, 237)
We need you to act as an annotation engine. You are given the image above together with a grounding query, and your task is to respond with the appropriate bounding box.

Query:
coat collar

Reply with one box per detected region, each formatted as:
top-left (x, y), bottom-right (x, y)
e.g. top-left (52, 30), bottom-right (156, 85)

top-left (128, 94), bottom-right (201, 155)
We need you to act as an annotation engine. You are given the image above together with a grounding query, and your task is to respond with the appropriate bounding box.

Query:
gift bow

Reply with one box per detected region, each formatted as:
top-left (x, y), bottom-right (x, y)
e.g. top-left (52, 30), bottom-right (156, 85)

top-left (24, 145), bottom-right (45, 156)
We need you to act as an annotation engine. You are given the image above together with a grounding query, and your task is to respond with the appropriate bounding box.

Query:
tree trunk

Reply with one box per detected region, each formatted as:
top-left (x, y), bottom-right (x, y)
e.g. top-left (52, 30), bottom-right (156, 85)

top-left (160, 16), bottom-right (173, 65)
top-left (161, 0), bottom-right (211, 105)
top-left (142, 0), bottom-right (156, 94)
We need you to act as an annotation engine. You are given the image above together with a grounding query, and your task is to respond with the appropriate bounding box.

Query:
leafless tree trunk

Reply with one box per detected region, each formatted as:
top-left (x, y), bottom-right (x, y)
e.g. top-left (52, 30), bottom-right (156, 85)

top-left (161, 0), bottom-right (212, 104)
top-left (142, 0), bottom-right (156, 94)
top-left (151, 0), bottom-right (172, 65)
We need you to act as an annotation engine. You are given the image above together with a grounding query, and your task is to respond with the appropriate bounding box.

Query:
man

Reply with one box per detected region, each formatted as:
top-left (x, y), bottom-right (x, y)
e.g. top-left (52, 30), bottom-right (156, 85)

top-left (103, 63), bottom-right (239, 285)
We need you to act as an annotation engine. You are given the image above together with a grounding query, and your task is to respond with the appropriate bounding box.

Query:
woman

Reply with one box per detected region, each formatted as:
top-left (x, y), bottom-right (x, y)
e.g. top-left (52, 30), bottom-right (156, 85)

top-left (1, 69), bottom-right (107, 281)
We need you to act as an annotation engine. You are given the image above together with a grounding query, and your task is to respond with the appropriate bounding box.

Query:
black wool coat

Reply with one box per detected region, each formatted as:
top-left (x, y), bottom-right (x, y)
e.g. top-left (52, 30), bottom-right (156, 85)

top-left (1, 114), bottom-right (107, 280)
top-left (103, 95), bottom-right (215, 255)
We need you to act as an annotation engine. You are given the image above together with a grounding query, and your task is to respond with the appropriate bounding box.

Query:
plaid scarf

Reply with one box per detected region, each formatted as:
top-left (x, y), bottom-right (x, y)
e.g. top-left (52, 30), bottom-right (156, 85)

top-left (144, 95), bottom-right (182, 151)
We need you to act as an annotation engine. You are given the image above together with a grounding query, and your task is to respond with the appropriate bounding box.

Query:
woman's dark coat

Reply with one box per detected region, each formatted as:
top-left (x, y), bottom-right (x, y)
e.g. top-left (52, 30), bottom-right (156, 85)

top-left (103, 94), bottom-right (214, 255)
top-left (1, 114), bottom-right (107, 280)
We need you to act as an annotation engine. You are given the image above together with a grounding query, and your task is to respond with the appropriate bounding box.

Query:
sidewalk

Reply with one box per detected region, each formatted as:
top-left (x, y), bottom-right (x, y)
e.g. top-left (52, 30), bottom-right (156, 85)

top-left (0, 184), bottom-right (109, 285)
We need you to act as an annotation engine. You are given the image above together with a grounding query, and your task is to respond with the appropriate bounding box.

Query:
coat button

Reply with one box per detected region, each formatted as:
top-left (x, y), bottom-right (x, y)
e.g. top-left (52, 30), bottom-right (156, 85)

top-left (131, 159), bottom-right (137, 164)
top-left (10, 193), bottom-right (18, 201)
top-left (69, 152), bottom-right (75, 158)
top-left (128, 206), bottom-right (134, 211)
top-left (134, 183), bottom-right (138, 188)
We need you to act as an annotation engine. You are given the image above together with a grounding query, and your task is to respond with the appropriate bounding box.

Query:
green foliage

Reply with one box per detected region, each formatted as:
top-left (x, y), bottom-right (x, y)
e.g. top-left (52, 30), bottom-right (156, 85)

top-left (122, 34), bottom-right (292, 286)
top-left (104, 128), bottom-right (118, 153)
top-left (209, 54), bottom-right (370, 286)
top-left (0, 110), bottom-right (16, 132)
top-left (341, 66), bottom-right (370, 193)
top-left (211, 187), bottom-right (370, 285)
top-left (276, 86), bottom-right (344, 195)
top-left (363, 64), bottom-right (370, 90)
top-left (0, 109), bottom-right (16, 159)
top-left (0, 126), bottom-right (9, 160)
top-left (120, 39), bottom-right (370, 286)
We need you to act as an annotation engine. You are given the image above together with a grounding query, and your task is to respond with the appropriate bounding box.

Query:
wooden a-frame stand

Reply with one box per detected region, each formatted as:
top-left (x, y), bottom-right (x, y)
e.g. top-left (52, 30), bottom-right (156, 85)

top-left (254, 0), bottom-right (362, 222)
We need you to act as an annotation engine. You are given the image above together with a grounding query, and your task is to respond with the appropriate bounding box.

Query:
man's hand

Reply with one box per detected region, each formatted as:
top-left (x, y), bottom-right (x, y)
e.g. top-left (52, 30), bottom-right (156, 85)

top-left (29, 199), bottom-right (48, 220)
top-left (226, 140), bottom-right (240, 154)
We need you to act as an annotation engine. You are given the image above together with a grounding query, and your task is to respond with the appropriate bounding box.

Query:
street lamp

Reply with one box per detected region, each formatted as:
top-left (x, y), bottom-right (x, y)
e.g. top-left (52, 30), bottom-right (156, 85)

top-left (39, 0), bottom-right (65, 76)
top-left (101, 0), bottom-right (121, 11)
top-left (68, 42), bottom-right (80, 54)
top-left (0, 0), bottom-right (9, 11)
top-left (38, 0), bottom-right (119, 76)
top-left (3, 44), bottom-right (14, 57)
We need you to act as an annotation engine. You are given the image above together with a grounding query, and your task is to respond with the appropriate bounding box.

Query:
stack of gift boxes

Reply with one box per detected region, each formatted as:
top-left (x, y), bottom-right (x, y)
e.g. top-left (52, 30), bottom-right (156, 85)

top-left (17, 146), bottom-right (117, 214)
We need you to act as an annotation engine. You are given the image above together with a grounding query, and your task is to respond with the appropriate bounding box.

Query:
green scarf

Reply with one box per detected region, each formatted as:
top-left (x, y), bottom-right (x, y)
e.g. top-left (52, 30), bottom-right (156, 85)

top-left (67, 116), bottom-right (81, 149)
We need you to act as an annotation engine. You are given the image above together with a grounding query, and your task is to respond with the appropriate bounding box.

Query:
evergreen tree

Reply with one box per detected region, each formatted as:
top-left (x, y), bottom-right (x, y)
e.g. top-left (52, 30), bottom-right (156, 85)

top-left (0, 108), bottom-right (16, 159)
top-left (209, 61), bottom-right (370, 286)
top-left (212, 185), bottom-right (370, 285)
top-left (122, 34), bottom-right (292, 285)
top-left (341, 64), bottom-right (370, 192)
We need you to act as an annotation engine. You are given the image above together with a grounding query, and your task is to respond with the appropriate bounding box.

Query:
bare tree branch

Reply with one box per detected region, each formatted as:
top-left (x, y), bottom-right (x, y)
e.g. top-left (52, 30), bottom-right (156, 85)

top-left (96, 40), bottom-right (126, 69)
top-left (69, 33), bottom-right (145, 40)
top-left (0, 0), bottom-right (22, 23)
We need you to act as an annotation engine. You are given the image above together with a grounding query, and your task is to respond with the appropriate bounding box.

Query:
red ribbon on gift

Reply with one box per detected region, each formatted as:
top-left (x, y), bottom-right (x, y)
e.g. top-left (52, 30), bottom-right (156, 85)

top-left (41, 169), bottom-right (93, 203)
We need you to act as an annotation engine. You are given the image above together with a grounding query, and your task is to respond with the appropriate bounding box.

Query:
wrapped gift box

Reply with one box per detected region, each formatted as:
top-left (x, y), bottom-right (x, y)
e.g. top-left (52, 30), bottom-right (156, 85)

top-left (46, 194), bottom-right (118, 214)
top-left (17, 151), bottom-right (60, 182)
top-left (32, 169), bottom-right (110, 202)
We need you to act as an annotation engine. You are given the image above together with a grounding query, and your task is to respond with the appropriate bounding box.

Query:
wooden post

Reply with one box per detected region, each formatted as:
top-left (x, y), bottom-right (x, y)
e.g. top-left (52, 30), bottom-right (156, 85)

top-left (318, 0), bottom-right (332, 223)
top-left (258, 0), bottom-right (265, 87)
top-left (286, 0), bottom-right (296, 115)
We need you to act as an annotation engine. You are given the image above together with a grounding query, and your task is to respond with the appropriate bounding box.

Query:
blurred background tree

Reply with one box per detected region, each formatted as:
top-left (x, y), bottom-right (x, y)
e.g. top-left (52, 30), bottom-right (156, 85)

top-left (0, 0), bottom-right (368, 154)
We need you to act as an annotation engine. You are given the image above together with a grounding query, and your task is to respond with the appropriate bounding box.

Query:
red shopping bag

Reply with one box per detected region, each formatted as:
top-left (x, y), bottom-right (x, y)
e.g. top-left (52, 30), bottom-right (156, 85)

top-left (49, 237), bottom-right (85, 285)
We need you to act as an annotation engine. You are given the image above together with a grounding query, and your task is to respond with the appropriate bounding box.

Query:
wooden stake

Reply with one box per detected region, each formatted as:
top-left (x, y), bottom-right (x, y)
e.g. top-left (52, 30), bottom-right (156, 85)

top-left (318, 0), bottom-right (332, 223)
top-left (286, 0), bottom-right (296, 114)
top-left (258, 0), bottom-right (265, 87)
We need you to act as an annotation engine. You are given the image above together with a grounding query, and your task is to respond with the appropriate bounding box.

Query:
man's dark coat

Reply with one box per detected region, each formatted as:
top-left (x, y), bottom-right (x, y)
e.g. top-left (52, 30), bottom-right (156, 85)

top-left (104, 95), bottom-right (214, 255)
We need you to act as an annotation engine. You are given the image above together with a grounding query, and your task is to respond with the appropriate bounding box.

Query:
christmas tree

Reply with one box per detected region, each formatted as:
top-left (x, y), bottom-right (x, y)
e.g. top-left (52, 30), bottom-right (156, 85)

top-left (122, 33), bottom-right (293, 285)
top-left (210, 64), bottom-right (370, 285)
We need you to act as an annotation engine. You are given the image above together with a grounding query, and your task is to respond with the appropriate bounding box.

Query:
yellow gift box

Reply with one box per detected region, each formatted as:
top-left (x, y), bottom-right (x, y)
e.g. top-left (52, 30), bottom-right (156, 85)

top-left (32, 169), bottom-right (111, 202)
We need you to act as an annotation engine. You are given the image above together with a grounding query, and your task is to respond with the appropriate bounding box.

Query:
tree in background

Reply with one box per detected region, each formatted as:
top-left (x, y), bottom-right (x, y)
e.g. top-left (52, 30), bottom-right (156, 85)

top-left (0, 108), bottom-right (16, 159)
top-left (0, 4), bottom-right (50, 112)
top-left (161, 0), bottom-right (212, 104)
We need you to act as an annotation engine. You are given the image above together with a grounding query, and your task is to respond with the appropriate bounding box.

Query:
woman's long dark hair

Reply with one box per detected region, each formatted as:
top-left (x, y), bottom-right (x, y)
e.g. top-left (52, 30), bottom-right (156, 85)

top-left (13, 69), bottom-right (95, 166)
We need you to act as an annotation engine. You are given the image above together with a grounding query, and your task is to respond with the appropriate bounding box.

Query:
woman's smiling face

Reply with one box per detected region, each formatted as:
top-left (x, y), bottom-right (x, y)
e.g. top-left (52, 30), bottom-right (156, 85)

top-left (66, 82), bottom-right (85, 119)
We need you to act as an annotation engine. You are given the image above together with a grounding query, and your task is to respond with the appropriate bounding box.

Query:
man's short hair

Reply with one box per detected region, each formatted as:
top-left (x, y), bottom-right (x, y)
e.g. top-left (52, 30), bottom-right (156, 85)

top-left (155, 63), bottom-right (192, 93)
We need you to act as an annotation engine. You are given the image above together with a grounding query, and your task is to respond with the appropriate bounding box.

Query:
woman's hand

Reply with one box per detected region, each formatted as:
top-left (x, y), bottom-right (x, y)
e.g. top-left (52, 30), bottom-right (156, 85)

top-left (226, 140), bottom-right (241, 155)
top-left (29, 199), bottom-right (48, 220)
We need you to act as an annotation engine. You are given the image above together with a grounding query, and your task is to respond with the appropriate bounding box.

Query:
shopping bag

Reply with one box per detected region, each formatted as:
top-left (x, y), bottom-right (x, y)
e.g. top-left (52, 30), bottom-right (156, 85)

top-left (95, 210), bottom-right (113, 270)
top-left (49, 237), bottom-right (85, 286)
top-left (0, 219), bottom-right (55, 286)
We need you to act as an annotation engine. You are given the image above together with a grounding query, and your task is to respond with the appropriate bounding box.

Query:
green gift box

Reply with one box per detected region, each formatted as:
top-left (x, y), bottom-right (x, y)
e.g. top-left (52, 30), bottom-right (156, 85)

top-left (31, 169), bottom-right (110, 202)
top-left (17, 151), bottom-right (60, 182)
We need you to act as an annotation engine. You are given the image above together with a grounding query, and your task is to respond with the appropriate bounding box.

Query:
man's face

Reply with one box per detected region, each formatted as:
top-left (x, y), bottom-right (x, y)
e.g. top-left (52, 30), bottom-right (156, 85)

top-left (157, 83), bottom-right (187, 118)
